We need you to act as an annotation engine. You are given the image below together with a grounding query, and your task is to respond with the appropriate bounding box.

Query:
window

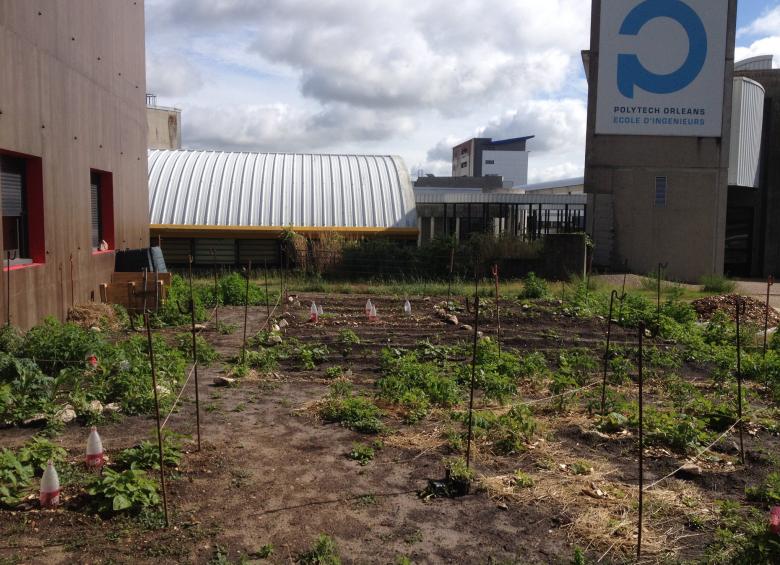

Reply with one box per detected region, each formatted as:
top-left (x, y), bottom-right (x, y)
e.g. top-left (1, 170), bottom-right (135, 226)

top-left (1, 153), bottom-right (44, 268)
top-left (460, 162), bottom-right (468, 169)
top-left (460, 148), bottom-right (469, 156)
top-left (654, 176), bottom-right (667, 208)
top-left (485, 159), bottom-right (495, 165)
top-left (90, 170), bottom-right (114, 251)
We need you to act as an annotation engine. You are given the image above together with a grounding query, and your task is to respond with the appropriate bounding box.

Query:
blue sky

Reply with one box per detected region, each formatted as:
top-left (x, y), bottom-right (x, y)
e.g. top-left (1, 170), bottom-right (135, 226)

top-left (146, 0), bottom-right (780, 183)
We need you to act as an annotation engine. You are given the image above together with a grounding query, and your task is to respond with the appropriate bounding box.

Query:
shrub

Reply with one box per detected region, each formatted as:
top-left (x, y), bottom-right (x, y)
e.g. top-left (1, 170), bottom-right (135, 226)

top-left (321, 395), bottom-right (384, 434)
top-left (0, 353), bottom-right (56, 424)
top-left (216, 273), bottom-right (267, 306)
top-left (325, 366), bottom-right (344, 379)
top-left (21, 317), bottom-right (104, 376)
top-left (399, 389), bottom-right (431, 424)
top-left (517, 352), bottom-right (551, 384)
top-left (700, 274), bottom-right (737, 294)
top-left (297, 534), bottom-right (341, 565)
top-left (155, 275), bottom-right (207, 326)
top-left (87, 468), bottom-right (161, 514)
top-left (175, 333), bottom-right (219, 365)
top-left (520, 272), bottom-right (549, 300)
top-left (0, 448), bottom-right (33, 507)
top-left (0, 325), bottom-right (23, 355)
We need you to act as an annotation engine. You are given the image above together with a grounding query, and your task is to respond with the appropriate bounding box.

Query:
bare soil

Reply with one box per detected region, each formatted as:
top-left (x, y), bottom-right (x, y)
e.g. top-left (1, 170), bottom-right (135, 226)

top-left (1, 294), bottom-right (777, 564)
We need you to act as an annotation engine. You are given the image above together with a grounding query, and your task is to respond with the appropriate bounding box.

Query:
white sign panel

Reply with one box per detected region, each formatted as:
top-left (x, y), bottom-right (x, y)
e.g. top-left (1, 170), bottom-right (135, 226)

top-left (595, 0), bottom-right (729, 137)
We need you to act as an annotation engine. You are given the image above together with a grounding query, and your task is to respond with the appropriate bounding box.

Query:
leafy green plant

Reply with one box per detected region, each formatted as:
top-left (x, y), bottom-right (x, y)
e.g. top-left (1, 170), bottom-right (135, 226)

top-left (21, 317), bottom-right (105, 376)
top-left (325, 366), bottom-right (344, 379)
top-left (18, 436), bottom-right (67, 474)
top-left (456, 405), bottom-right (537, 455)
top-left (0, 325), bottom-right (23, 355)
top-left (0, 353), bottom-right (55, 425)
top-left (348, 443), bottom-right (375, 466)
top-left (175, 333), bottom-right (219, 365)
top-left (86, 468), bottom-right (161, 514)
top-left (746, 473), bottom-right (780, 505)
top-left (399, 389), bottom-right (430, 424)
top-left (321, 393), bottom-right (384, 434)
top-left (0, 448), bottom-right (33, 507)
top-left (519, 272), bottom-right (549, 300)
top-left (337, 329), bottom-right (361, 356)
top-left (216, 321), bottom-right (238, 335)
top-left (235, 348), bottom-right (279, 375)
top-left (516, 352), bottom-right (551, 385)
top-left (297, 534), bottom-right (342, 565)
top-left (155, 275), bottom-right (207, 326)
top-left (513, 471), bottom-right (535, 489)
top-left (378, 349), bottom-right (461, 407)
top-left (570, 461), bottom-right (593, 476)
top-left (114, 435), bottom-right (183, 471)
top-left (282, 339), bottom-right (330, 370)
top-left (444, 457), bottom-right (474, 482)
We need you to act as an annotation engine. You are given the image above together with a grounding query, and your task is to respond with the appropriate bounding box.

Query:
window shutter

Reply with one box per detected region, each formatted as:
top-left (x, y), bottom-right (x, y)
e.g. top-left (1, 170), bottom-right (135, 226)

top-left (1, 157), bottom-right (24, 217)
top-left (91, 174), bottom-right (100, 248)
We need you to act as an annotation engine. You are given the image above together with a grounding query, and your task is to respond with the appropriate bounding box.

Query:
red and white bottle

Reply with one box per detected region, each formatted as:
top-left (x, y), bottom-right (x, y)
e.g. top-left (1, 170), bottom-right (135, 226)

top-left (365, 299), bottom-right (373, 318)
top-left (370, 304), bottom-right (378, 321)
top-left (85, 426), bottom-right (105, 469)
top-left (40, 460), bottom-right (61, 508)
top-left (310, 302), bottom-right (319, 323)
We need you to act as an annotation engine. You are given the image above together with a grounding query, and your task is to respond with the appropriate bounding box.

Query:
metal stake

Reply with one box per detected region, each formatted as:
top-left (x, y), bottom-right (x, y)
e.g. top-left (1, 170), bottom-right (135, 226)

top-left (69, 253), bottom-right (75, 308)
top-left (637, 322), bottom-right (645, 562)
top-left (655, 262), bottom-right (668, 335)
top-left (241, 261), bottom-right (252, 365)
top-left (492, 264), bottom-right (501, 359)
top-left (465, 295), bottom-right (480, 469)
top-left (447, 247), bottom-right (455, 309)
top-left (212, 249), bottom-right (219, 327)
top-left (145, 313), bottom-right (170, 527)
top-left (764, 276), bottom-right (774, 359)
top-left (188, 257), bottom-right (201, 451)
top-left (736, 297), bottom-right (746, 465)
top-left (264, 260), bottom-right (270, 319)
top-left (601, 290), bottom-right (625, 415)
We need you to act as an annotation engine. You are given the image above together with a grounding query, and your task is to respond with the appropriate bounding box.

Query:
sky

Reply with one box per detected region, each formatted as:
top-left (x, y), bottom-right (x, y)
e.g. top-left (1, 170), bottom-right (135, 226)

top-left (145, 0), bottom-right (780, 184)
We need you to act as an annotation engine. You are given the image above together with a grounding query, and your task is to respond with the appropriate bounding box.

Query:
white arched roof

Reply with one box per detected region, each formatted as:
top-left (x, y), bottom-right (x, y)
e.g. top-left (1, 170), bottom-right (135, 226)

top-left (148, 150), bottom-right (417, 230)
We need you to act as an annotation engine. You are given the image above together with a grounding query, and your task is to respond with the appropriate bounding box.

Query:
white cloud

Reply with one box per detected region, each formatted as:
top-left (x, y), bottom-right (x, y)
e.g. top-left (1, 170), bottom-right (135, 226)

top-left (146, 52), bottom-right (204, 98)
top-left (738, 6), bottom-right (780, 37)
top-left (735, 37), bottom-right (780, 68)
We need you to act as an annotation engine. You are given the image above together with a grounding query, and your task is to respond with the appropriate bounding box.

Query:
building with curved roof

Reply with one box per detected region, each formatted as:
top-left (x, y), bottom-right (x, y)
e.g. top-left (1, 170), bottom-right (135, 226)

top-left (148, 149), bottom-right (418, 265)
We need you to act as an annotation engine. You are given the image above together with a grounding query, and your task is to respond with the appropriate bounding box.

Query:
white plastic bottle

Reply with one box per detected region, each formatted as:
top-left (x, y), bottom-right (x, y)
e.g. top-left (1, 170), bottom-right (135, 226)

top-left (86, 426), bottom-right (105, 469)
top-left (318, 304), bottom-right (324, 317)
top-left (310, 302), bottom-right (319, 322)
top-left (370, 304), bottom-right (378, 320)
top-left (404, 300), bottom-right (412, 316)
top-left (365, 299), bottom-right (373, 317)
top-left (40, 461), bottom-right (61, 508)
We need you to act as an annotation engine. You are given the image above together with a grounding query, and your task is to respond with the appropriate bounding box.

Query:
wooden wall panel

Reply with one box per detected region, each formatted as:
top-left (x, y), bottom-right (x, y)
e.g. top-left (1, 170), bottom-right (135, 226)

top-left (0, 0), bottom-right (149, 329)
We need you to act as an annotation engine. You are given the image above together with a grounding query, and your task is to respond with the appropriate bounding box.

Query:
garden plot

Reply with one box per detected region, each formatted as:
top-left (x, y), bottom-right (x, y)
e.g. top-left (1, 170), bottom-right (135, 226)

top-left (1, 283), bottom-right (779, 564)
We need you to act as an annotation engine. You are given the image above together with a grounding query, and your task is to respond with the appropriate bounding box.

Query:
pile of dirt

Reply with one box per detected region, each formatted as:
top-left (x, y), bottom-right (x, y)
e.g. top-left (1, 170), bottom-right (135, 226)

top-left (691, 294), bottom-right (780, 327)
top-left (67, 303), bottom-right (125, 331)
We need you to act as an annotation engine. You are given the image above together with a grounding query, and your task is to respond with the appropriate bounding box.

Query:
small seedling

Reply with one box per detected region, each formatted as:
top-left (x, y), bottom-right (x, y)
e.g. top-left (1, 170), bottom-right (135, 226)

top-left (513, 471), bottom-right (535, 489)
top-left (348, 443), bottom-right (375, 466)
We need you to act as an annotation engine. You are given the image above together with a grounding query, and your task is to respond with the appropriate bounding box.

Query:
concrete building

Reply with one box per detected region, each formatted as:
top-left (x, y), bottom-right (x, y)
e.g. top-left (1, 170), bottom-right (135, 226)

top-left (146, 94), bottom-right (182, 150)
top-left (0, 1), bottom-right (150, 328)
top-left (524, 178), bottom-right (585, 196)
top-left (584, 0), bottom-right (738, 281)
top-left (148, 150), bottom-right (417, 266)
top-left (452, 137), bottom-right (533, 187)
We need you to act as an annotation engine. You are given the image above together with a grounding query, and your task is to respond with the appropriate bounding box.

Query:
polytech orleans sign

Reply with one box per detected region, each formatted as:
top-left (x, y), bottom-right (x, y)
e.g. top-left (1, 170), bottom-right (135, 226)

top-left (595, 0), bottom-right (730, 137)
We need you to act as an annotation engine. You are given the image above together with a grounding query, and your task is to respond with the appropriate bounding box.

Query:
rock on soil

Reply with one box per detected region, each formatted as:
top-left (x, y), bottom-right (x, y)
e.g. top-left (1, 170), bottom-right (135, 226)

top-left (691, 294), bottom-right (780, 327)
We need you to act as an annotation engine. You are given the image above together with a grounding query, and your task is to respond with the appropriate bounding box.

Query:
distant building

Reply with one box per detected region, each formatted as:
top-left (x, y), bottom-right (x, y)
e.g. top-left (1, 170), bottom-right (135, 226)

top-left (524, 178), bottom-right (585, 196)
top-left (149, 150), bottom-right (418, 266)
top-left (146, 94), bottom-right (182, 150)
top-left (451, 136), bottom-right (534, 187)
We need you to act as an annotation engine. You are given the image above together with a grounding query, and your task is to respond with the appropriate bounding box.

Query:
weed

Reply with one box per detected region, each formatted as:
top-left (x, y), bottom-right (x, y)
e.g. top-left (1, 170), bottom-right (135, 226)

top-left (325, 366), bottom-right (344, 379)
top-left (283, 339), bottom-right (330, 370)
top-left (86, 468), bottom-right (160, 515)
top-left (337, 329), bottom-right (361, 356)
top-left (253, 544), bottom-right (275, 559)
top-left (746, 473), bottom-right (780, 505)
top-left (175, 333), bottom-right (219, 365)
top-left (455, 405), bottom-right (537, 455)
top-left (321, 391), bottom-right (384, 434)
top-left (297, 534), bottom-right (341, 565)
top-left (569, 461), bottom-right (593, 476)
top-left (513, 471), bottom-right (535, 489)
top-left (400, 389), bottom-right (431, 424)
top-left (700, 274), bottom-right (737, 294)
top-left (234, 348), bottom-right (279, 375)
top-left (216, 321), bottom-right (238, 335)
top-left (516, 352), bottom-right (551, 385)
top-left (348, 443), bottom-right (375, 465)
top-left (519, 272), bottom-right (549, 300)
top-left (445, 457), bottom-right (474, 482)
top-left (379, 349), bottom-right (461, 407)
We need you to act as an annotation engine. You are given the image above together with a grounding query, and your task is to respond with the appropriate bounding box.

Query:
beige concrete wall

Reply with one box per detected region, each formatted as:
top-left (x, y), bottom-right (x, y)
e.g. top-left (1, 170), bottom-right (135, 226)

top-left (147, 107), bottom-right (182, 150)
top-left (0, 0), bottom-right (149, 328)
top-left (584, 0), bottom-right (737, 282)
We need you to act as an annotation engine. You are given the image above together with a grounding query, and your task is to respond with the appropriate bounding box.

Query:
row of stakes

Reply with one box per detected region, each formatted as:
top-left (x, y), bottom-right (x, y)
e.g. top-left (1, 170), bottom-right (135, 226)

top-left (308, 299), bottom-right (413, 323)
top-left (39, 427), bottom-right (105, 508)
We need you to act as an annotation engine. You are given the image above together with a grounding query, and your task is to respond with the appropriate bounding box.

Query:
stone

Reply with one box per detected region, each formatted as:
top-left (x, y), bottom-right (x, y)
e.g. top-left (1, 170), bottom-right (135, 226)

top-left (194, 324), bottom-right (207, 331)
top-left (104, 403), bottom-right (121, 414)
top-left (445, 315), bottom-right (459, 326)
top-left (22, 414), bottom-right (48, 427)
top-left (213, 376), bottom-right (236, 387)
top-left (88, 400), bottom-right (104, 415)
top-left (278, 319), bottom-right (289, 329)
top-left (460, 325), bottom-right (474, 332)
top-left (267, 335), bottom-right (283, 346)
top-left (56, 405), bottom-right (77, 424)
top-left (89, 326), bottom-right (102, 333)
top-left (675, 463), bottom-right (702, 479)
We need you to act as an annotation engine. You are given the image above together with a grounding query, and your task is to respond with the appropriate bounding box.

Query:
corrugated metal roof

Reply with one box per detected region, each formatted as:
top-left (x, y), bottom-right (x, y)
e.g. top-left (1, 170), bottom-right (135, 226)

top-left (734, 55), bottom-right (773, 71)
top-left (148, 150), bottom-right (417, 229)
top-left (728, 78), bottom-right (765, 188)
top-left (414, 191), bottom-right (587, 205)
